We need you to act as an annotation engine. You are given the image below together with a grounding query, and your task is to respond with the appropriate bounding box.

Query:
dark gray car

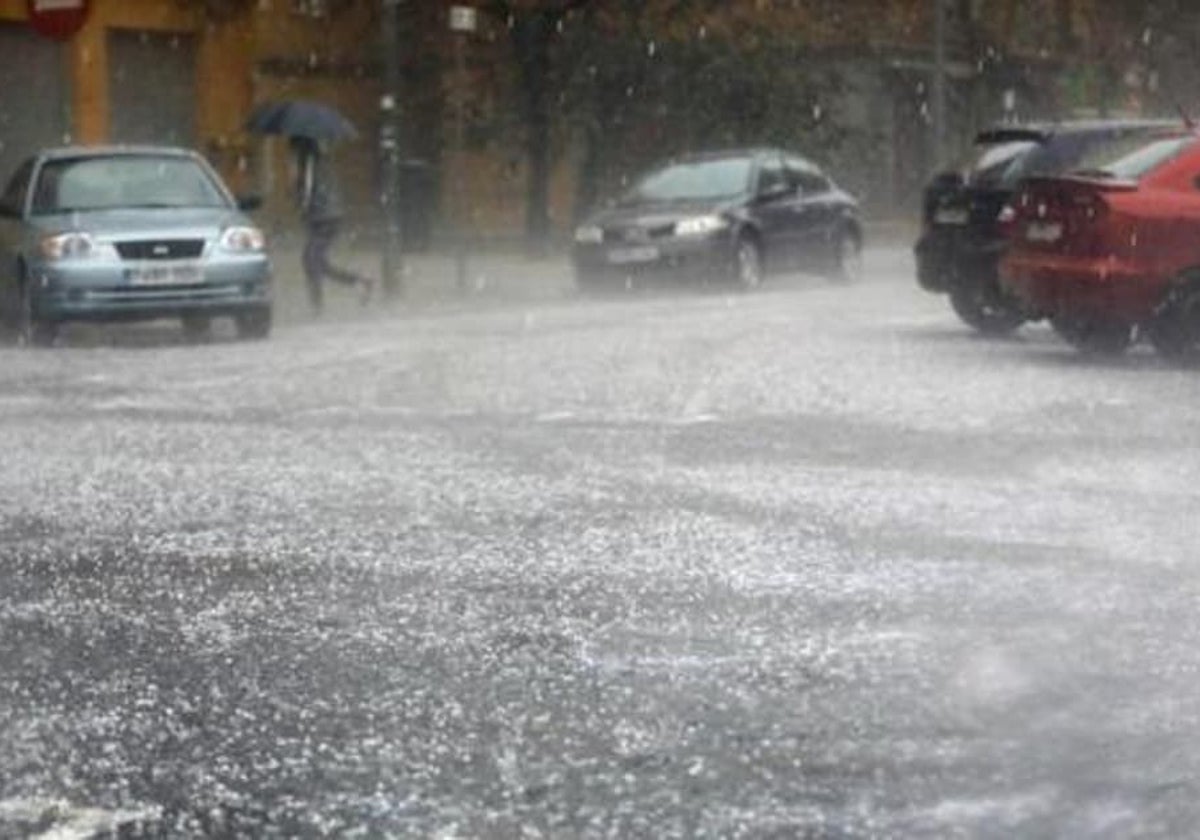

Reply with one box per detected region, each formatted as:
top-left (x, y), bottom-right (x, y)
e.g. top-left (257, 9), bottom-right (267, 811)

top-left (572, 148), bottom-right (862, 291)
top-left (0, 146), bottom-right (271, 345)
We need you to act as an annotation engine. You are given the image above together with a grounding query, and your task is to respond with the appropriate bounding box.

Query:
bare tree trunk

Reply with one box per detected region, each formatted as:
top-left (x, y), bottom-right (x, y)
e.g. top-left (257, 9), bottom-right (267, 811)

top-left (1056, 0), bottom-right (1076, 51)
top-left (511, 14), bottom-right (555, 253)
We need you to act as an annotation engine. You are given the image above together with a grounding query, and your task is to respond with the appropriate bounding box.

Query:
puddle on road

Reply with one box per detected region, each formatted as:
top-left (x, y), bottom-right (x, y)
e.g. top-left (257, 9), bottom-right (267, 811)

top-left (0, 797), bottom-right (161, 839)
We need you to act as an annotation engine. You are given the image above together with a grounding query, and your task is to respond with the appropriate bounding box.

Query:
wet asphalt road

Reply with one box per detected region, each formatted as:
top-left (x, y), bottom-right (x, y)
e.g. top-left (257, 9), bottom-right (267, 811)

top-left (4, 247), bottom-right (1200, 838)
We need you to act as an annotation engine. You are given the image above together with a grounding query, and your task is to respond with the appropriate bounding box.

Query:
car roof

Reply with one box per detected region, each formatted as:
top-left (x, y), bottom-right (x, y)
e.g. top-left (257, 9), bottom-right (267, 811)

top-left (669, 148), bottom-right (821, 168)
top-left (975, 119), bottom-right (1183, 145)
top-left (34, 145), bottom-right (201, 162)
top-left (672, 147), bottom-right (786, 160)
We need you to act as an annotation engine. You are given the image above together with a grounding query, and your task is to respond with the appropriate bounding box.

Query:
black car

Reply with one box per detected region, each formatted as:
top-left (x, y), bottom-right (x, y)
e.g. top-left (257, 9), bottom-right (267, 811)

top-left (915, 119), bottom-right (1177, 334)
top-left (572, 149), bottom-right (862, 290)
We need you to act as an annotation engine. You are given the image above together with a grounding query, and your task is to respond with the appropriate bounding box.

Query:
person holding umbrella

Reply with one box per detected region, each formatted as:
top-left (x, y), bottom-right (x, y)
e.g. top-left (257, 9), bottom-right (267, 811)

top-left (246, 100), bottom-right (374, 314)
top-left (290, 135), bottom-right (374, 313)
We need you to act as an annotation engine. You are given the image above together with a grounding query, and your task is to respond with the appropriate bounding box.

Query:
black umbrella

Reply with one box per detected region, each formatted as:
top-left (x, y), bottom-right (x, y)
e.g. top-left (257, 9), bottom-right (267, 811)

top-left (245, 99), bottom-right (358, 142)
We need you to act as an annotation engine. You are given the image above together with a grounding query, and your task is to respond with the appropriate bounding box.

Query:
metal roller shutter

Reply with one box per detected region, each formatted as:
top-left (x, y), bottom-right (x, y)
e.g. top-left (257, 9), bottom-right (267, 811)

top-left (0, 21), bottom-right (67, 184)
top-left (108, 28), bottom-right (196, 147)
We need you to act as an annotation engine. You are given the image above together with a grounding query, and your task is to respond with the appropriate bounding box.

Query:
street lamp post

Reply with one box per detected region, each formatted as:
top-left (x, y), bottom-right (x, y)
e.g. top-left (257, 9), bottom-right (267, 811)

top-left (449, 5), bottom-right (477, 294)
top-left (380, 0), bottom-right (403, 299)
top-left (932, 0), bottom-right (947, 171)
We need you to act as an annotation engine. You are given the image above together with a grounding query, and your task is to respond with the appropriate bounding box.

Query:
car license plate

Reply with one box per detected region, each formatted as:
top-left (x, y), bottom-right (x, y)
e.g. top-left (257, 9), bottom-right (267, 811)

top-left (934, 207), bottom-right (968, 225)
top-left (1026, 221), bottom-right (1063, 243)
top-left (607, 246), bottom-right (659, 265)
top-left (127, 263), bottom-right (203, 286)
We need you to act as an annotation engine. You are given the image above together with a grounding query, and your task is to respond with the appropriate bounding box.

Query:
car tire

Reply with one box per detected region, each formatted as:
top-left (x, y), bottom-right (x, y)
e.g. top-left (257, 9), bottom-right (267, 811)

top-left (234, 307), bottom-right (272, 341)
top-left (730, 235), bottom-right (764, 291)
top-left (0, 266), bottom-right (19, 336)
top-left (16, 276), bottom-right (56, 348)
top-left (914, 243), bottom-right (950, 293)
top-left (828, 228), bottom-right (863, 283)
top-left (949, 274), bottom-right (1026, 336)
top-left (1149, 273), bottom-right (1200, 365)
top-left (1051, 315), bottom-right (1134, 356)
top-left (575, 269), bottom-right (610, 295)
top-left (181, 315), bottom-right (212, 342)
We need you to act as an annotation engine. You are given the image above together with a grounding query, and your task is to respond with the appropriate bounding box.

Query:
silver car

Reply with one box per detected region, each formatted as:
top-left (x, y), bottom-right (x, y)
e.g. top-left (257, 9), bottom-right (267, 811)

top-left (0, 146), bottom-right (272, 345)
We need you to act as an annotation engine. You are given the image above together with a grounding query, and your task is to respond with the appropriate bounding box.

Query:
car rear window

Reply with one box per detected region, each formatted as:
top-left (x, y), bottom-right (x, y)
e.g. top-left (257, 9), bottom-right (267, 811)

top-left (1069, 134), bottom-right (1193, 180)
top-left (31, 155), bottom-right (229, 215)
top-left (960, 140), bottom-right (1038, 187)
top-left (1000, 128), bottom-right (1178, 186)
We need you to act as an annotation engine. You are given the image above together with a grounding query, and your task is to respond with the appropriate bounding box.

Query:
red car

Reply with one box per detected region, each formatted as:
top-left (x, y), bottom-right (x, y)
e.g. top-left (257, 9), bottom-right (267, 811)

top-left (999, 129), bottom-right (1200, 359)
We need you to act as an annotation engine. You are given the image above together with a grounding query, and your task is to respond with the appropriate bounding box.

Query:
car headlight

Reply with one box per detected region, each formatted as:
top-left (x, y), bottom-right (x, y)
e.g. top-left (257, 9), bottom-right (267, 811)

top-left (574, 224), bottom-right (604, 244)
top-left (220, 226), bottom-right (266, 253)
top-left (40, 232), bottom-right (105, 261)
top-left (674, 215), bottom-right (728, 237)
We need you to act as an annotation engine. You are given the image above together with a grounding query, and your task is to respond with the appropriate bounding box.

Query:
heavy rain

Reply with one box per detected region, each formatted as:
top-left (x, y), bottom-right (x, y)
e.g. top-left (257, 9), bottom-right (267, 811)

top-left (3, 1), bottom-right (1200, 838)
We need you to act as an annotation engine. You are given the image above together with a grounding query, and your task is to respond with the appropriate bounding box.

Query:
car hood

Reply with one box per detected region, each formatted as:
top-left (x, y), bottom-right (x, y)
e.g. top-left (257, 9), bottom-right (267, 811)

top-left (25, 206), bottom-right (251, 240)
top-left (586, 198), bottom-right (741, 228)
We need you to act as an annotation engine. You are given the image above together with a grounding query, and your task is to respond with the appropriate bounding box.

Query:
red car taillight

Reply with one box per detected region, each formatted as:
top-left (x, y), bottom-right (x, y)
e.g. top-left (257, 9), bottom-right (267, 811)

top-left (996, 203), bottom-right (1018, 239)
top-left (1011, 183), bottom-right (1126, 257)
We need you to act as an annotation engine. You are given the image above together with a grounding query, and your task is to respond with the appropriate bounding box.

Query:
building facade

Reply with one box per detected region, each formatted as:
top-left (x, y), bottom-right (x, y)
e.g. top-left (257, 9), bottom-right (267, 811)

top-left (0, 0), bottom-right (382, 233)
top-left (0, 0), bottom-right (1161, 247)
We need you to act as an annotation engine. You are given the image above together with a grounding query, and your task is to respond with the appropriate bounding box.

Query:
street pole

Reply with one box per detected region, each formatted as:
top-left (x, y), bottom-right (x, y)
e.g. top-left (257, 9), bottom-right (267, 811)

top-left (379, 0), bottom-right (403, 299)
top-left (932, 0), bottom-right (947, 171)
top-left (455, 31), bottom-right (468, 293)
top-left (449, 6), bottom-right (477, 295)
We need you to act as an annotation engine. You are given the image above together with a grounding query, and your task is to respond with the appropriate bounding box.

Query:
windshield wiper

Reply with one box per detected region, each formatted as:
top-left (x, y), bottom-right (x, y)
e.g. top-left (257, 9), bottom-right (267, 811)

top-left (1069, 168), bottom-right (1115, 179)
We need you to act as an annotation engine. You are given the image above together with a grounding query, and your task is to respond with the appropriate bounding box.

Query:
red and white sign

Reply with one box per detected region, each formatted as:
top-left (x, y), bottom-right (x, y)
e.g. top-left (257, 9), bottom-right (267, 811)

top-left (26, 0), bottom-right (90, 41)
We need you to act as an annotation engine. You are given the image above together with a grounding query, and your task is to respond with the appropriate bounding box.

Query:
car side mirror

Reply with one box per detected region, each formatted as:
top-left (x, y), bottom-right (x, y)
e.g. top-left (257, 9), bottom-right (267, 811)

top-left (757, 182), bottom-right (793, 203)
top-left (236, 195), bottom-right (263, 212)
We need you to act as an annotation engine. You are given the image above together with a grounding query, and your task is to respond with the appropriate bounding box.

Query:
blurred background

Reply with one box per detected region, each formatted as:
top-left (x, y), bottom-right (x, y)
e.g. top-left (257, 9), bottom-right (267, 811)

top-left (1, 0), bottom-right (1198, 251)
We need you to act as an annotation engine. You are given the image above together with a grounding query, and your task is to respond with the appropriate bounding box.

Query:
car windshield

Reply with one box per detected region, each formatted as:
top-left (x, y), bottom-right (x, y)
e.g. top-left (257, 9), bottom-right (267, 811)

top-left (1069, 134), bottom-right (1193, 180)
top-left (30, 155), bottom-right (228, 215)
top-left (961, 140), bottom-right (1038, 187)
top-left (627, 157), bottom-right (754, 202)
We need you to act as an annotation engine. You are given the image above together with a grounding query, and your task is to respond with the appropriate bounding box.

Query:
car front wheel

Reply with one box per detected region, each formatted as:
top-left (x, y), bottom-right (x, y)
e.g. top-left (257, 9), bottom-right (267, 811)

top-left (828, 229), bottom-right (863, 283)
top-left (730, 235), bottom-right (763, 290)
top-left (17, 278), bottom-right (56, 348)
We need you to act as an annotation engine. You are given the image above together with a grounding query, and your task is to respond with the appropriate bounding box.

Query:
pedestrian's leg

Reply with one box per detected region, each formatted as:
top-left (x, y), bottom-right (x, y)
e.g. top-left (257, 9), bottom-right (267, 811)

top-left (315, 220), bottom-right (374, 303)
top-left (302, 225), bottom-right (325, 314)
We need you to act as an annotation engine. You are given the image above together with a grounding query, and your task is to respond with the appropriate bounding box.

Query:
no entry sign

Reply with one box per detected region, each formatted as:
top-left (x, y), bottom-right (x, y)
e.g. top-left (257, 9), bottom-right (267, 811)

top-left (26, 0), bottom-right (90, 41)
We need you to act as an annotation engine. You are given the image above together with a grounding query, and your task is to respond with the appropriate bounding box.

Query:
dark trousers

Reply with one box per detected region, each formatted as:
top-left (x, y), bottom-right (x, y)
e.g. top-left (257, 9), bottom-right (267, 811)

top-left (302, 218), bottom-right (361, 312)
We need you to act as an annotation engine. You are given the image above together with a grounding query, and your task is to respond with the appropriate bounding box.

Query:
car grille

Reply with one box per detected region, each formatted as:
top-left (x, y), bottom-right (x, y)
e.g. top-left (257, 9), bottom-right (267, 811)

top-left (115, 239), bottom-right (205, 260)
top-left (607, 223), bottom-right (675, 244)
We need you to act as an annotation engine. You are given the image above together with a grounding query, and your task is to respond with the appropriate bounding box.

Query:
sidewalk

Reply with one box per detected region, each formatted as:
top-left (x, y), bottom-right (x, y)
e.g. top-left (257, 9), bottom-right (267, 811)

top-left (267, 239), bottom-right (576, 324)
top-left (265, 217), bottom-right (921, 324)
